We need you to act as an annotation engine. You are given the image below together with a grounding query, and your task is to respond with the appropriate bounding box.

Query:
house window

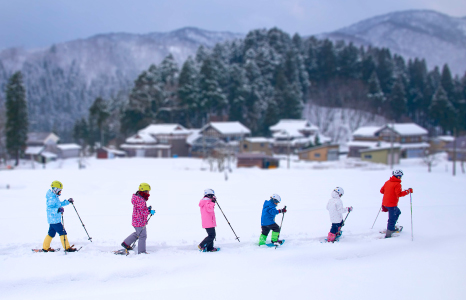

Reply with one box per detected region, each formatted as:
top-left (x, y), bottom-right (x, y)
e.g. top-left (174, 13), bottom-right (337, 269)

top-left (260, 143), bottom-right (265, 147)
top-left (401, 138), bottom-right (405, 143)
top-left (364, 154), bottom-right (372, 159)
top-left (314, 153), bottom-right (321, 158)
top-left (243, 144), bottom-right (248, 149)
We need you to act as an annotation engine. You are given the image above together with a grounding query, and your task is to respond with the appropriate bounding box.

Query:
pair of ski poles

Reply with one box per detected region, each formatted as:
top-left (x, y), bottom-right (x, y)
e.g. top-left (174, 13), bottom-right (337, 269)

top-left (61, 201), bottom-right (93, 254)
top-left (371, 194), bottom-right (413, 241)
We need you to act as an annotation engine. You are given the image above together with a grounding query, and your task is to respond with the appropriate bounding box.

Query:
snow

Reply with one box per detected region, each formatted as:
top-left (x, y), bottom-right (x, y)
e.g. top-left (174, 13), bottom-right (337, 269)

top-left (400, 143), bottom-right (430, 149)
top-left (0, 157), bottom-right (465, 300)
top-left (385, 123), bottom-right (428, 136)
top-left (270, 119), bottom-right (319, 138)
top-left (139, 124), bottom-right (190, 136)
top-left (24, 146), bottom-right (44, 155)
top-left (352, 126), bottom-right (382, 137)
top-left (203, 121), bottom-right (251, 135)
top-left (125, 133), bottom-right (157, 144)
top-left (245, 137), bottom-right (271, 143)
top-left (56, 144), bottom-right (81, 151)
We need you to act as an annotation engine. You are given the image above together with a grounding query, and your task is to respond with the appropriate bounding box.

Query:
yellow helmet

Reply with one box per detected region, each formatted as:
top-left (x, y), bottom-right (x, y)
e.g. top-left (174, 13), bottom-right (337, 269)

top-left (139, 183), bottom-right (151, 192)
top-left (51, 181), bottom-right (63, 189)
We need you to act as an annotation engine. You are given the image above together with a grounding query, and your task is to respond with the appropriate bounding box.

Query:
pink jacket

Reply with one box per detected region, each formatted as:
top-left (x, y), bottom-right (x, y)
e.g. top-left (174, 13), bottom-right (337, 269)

top-left (131, 193), bottom-right (149, 227)
top-left (199, 197), bottom-right (216, 228)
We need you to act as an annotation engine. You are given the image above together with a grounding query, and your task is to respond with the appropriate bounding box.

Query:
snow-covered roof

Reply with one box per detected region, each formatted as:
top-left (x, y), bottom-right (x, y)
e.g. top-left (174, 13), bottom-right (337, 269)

top-left (245, 137), bottom-right (271, 143)
top-left (347, 141), bottom-right (400, 148)
top-left (381, 123), bottom-right (428, 136)
top-left (41, 151), bottom-right (57, 158)
top-left (120, 144), bottom-right (172, 150)
top-left (126, 132), bottom-right (157, 144)
top-left (27, 132), bottom-right (60, 145)
top-left (352, 126), bottom-right (382, 137)
top-left (400, 142), bottom-right (430, 149)
top-left (25, 146), bottom-right (44, 155)
top-left (186, 129), bottom-right (201, 146)
top-left (436, 136), bottom-right (455, 142)
top-left (270, 119), bottom-right (318, 132)
top-left (139, 123), bottom-right (190, 136)
top-left (359, 145), bottom-right (401, 153)
top-left (202, 122), bottom-right (251, 135)
top-left (57, 143), bottom-right (81, 151)
top-left (101, 147), bottom-right (126, 155)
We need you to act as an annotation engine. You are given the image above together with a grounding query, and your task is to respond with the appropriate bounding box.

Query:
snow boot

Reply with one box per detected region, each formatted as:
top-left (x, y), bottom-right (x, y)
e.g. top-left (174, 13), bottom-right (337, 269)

top-left (327, 232), bottom-right (336, 243)
top-left (43, 235), bottom-right (53, 251)
top-left (271, 231), bottom-right (280, 242)
top-left (60, 235), bottom-right (76, 252)
top-left (121, 242), bottom-right (133, 251)
top-left (207, 247), bottom-right (220, 252)
top-left (198, 245), bottom-right (206, 252)
top-left (258, 234), bottom-right (267, 246)
top-left (385, 230), bottom-right (395, 238)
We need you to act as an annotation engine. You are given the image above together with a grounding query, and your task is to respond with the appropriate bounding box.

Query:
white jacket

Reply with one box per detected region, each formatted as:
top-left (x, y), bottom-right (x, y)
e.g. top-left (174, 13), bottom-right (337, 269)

top-left (326, 191), bottom-right (348, 223)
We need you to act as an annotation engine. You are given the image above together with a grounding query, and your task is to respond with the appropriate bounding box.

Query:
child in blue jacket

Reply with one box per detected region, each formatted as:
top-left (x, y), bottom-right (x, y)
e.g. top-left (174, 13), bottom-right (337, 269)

top-left (258, 194), bottom-right (287, 246)
top-left (42, 180), bottom-right (77, 252)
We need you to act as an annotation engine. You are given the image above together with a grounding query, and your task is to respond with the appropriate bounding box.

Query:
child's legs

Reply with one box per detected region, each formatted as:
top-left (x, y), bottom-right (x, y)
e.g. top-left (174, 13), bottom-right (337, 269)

top-left (330, 223), bottom-right (340, 234)
top-left (200, 227), bottom-right (216, 250)
top-left (123, 227), bottom-right (141, 248)
top-left (136, 227), bottom-right (147, 253)
top-left (387, 207), bottom-right (401, 231)
top-left (50, 223), bottom-right (67, 236)
top-left (267, 223), bottom-right (280, 242)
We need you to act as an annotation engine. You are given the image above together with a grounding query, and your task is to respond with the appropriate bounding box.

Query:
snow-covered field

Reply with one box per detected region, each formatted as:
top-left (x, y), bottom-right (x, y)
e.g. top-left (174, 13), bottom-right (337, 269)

top-left (0, 157), bottom-right (465, 300)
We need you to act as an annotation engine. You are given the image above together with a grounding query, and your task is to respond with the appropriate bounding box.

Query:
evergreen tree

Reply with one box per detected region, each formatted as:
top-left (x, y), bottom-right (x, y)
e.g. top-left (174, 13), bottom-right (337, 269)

top-left (178, 57), bottom-right (201, 127)
top-left (367, 71), bottom-right (385, 113)
top-left (316, 39), bottom-right (337, 82)
top-left (228, 64), bottom-right (249, 123)
top-left (337, 42), bottom-right (360, 80)
top-left (5, 72), bottom-right (28, 166)
top-left (73, 118), bottom-right (89, 150)
top-left (159, 54), bottom-right (179, 87)
top-left (360, 49), bottom-right (376, 82)
top-left (89, 97), bottom-right (110, 147)
top-left (440, 64), bottom-right (455, 102)
top-left (375, 48), bottom-right (394, 94)
top-left (429, 86), bottom-right (456, 133)
top-left (387, 76), bottom-right (407, 121)
top-left (199, 56), bottom-right (228, 118)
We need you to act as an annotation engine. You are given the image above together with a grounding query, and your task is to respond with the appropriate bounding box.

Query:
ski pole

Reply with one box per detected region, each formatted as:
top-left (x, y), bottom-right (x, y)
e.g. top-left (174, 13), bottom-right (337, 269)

top-left (275, 206), bottom-right (287, 249)
top-left (62, 213), bottom-right (67, 256)
top-left (215, 200), bottom-right (240, 242)
top-left (129, 210), bottom-right (154, 251)
top-left (371, 206), bottom-right (382, 229)
top-left (410, 193), bottom-right (413, 241)
top-left (71, 202), bottom-right (92, 242)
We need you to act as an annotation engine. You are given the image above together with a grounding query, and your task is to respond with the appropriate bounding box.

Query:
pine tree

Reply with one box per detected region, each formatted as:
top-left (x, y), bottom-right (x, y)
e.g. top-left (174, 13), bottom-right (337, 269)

top-left (199, 56), bottom-right (228, 118)
top-left (429, 86), bottom-right (456, 133)
top-left (178, 57), bottom-right (201, 127)
top-left (316, 39), bottom-right (337, 82)
top-left (5, 72), bottom-right (28, 166)
top-left (89, 97), bottom-right (110, 147)
top-left (387, 76), bottom-right (407, 121)
top-left (441, 64), bottom-right (455, 102)
top-left (73, 118), bottom-right (89, 150)
top-left (375, 48), bottom-right (394, 94)
top-left (367, 71), bottom-right (385, 113)
top-left (228, 64), bottom-right (249, 123)
top-left (337, 42), bottom-right (360, 80)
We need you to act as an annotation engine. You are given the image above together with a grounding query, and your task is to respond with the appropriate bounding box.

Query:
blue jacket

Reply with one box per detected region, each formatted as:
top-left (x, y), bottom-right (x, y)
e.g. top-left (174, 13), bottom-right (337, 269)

top-left (261, 200), bottom-right (279, 226)
top-left (46, 189), bottom-right (70, 224)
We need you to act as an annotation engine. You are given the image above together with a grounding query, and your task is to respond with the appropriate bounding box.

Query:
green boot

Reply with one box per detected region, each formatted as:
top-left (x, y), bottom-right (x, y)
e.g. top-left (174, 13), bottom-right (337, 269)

top-left (258, 234), bottom-right (267, 246)
top-left (271, 231), bottom-right (280, 243)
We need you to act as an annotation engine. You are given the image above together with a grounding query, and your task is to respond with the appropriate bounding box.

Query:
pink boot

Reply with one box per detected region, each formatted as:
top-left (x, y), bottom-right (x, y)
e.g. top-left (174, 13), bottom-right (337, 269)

top-left (327, 232), bottom-right (336, 243)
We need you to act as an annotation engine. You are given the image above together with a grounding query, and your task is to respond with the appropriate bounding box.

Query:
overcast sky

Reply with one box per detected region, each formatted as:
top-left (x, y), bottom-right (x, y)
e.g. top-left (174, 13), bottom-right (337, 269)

top-left (1, 0), bottom-right (465, 50)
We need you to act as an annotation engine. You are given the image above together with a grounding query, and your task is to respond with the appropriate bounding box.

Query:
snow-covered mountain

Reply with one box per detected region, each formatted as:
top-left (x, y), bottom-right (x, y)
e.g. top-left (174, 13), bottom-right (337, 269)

top-left (321, 10), bottom-right (466, 75)
top-left (0, 27), bottom-right (244, 138)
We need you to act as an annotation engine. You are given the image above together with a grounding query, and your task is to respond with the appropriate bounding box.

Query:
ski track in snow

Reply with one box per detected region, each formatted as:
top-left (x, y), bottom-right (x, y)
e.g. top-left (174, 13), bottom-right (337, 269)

top-left (0, 157), bottom-right (465, 300)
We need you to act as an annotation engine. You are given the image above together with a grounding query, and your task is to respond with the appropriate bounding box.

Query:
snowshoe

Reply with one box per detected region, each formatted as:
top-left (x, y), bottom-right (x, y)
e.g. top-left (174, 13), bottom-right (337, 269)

top-left (380, 226), bottom-right (403, 234)
top-left (266, 239), bottom-right (285, 247)
top-left (121, 242), bottom-right (133, 251)
top-left (32, 248), bottom-right (60, 253)
top-left (198, 245), bottom-right (206, 252)
top-left (206, 247), bottom-right (220, 252)
top-left (113, 249), bottom-right (129, 255)
top-left (64, 245), bottom-right (81, 252)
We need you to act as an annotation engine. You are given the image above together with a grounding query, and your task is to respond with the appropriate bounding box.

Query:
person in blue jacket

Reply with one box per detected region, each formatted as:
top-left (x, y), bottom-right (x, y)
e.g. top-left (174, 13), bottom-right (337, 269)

top-left (42, 180), bottom-right (77, 252)
top-left (258, 194), bottom-right (287, 246)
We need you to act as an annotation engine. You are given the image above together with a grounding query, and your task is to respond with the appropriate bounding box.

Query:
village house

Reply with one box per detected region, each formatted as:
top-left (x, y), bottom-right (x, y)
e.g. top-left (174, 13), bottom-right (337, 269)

top-left (360, 145), bottom-right (401, 165)
top-left (25, 132), bottom-right (81, 162)
top-left (240, 137), bottom-right (273, 156)
top-left (445, 136), bottom-right (466, 161)
top-left (236, 153), bottom-right (279, 169)
top-left (297, 144), bottom-right (340, 162)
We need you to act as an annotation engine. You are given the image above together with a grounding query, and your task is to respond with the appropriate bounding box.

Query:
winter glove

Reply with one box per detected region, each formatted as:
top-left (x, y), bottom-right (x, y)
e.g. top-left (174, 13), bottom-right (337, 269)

top-left (381, 205), bottom-right (388, 212)
top-left (278, 207), bottom-right (287, 214)
top-left (408, 188), bottom-right (413, 194)
top-left (347, 206), bottom-right (353, 212)
top-left (57, 207), bottom-right (64, 213)
top-left (211, 196), bottom-right (217, 203)
top-left (68, 198), bottom-right (74, 204)
top-left (150, 210), bottom-right (155, 216)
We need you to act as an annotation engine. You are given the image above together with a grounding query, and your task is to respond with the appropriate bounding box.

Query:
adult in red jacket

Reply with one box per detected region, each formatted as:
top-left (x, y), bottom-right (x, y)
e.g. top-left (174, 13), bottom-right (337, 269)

top-left (380, 170), bottom-right (413, 238)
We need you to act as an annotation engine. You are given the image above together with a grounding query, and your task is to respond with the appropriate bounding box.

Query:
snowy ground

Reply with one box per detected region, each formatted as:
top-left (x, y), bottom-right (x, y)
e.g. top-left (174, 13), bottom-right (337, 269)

top-left (0, 156), bottom-right (465, 300)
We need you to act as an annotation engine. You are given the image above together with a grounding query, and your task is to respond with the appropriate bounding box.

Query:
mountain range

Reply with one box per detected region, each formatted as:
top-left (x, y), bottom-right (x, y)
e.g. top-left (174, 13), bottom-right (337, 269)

top-left (0, 9), bottom-right (465, 139)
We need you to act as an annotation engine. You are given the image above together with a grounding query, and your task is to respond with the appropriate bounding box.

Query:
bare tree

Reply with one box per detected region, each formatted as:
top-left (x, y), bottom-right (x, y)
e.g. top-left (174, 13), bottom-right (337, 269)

top-left (422, 148), bottom-right (440, 173)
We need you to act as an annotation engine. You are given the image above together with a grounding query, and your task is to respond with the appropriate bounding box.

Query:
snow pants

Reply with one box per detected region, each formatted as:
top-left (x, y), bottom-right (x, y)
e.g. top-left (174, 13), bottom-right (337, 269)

top-left (123, 226), bottom-right (147, 254)
top-left (48, 223), bottom-right (67, 237)
top-left (330, 221), bottom-right (344, 234)
top-left (386, 206), bottom-right (401, 231)
top-left (199, 227), bottom-right (216, 251)
top-left (261, 223), bottom-right (280, 236)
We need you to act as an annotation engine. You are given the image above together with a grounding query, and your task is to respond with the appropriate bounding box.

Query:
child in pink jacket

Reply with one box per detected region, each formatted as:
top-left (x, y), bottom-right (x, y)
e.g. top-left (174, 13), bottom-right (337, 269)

top-left (198, 188), bottom-right (220, 252)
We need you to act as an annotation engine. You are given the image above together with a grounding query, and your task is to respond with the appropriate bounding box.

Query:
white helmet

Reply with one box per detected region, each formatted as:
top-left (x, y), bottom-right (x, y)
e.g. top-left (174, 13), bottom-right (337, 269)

top-left (270, 194), bottom-right (281, 203)
top-left (334, 187), bottom-right (344, 197)
top-left (204, 188), bottom-right (215, 196)
top-left (392, 170), bottom-right (404, 177)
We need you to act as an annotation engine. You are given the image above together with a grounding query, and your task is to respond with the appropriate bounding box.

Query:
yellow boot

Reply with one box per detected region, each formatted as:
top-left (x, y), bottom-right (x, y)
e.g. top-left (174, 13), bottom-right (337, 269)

top-left (42, 235), bottom-right (54, 251)
top-left (60, 235), bottom-right (77, 252)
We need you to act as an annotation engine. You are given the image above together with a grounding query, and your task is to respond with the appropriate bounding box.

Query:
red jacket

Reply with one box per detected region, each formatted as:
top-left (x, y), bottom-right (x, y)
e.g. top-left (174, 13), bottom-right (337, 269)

top-left (380, 176), bottom-right (409, 207)
top-left (131, 194), bottom-right (149, 227)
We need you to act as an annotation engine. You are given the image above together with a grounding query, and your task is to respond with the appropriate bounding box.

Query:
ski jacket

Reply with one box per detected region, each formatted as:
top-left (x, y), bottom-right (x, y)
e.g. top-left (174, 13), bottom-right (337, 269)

top-left (326, 191), bottom-right (347, 223)
top-left (131, 193), bottom-right (150, 227)
top-left (380, 176), bottom-right (409, 207)
top-left (261, 200), bottom-right (279, 226)
top-left (46, 189), bottom-right (70, 224)
top-left (199, 197), bottom-right (216, 228)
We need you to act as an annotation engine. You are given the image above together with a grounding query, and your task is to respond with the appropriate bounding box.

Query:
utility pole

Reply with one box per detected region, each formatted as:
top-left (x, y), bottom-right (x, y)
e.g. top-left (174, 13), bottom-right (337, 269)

top-left (287, 131), bottom-right (290, 169)
top-left (453, 128), bottom-right (457, 176)
top-left (390, 122), bottom-right (395, 169)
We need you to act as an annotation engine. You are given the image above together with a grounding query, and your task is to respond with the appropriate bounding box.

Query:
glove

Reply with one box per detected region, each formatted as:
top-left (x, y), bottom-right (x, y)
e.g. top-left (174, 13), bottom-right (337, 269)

top-left (278, 207), bottom-right (287, 214)
top-left (211, 196), bottom-right (217, 203)
top-left (150, 210), bottom-right (155, 216)
top-left (68, 198), bottom-right (74, 204)
top-left (407, 188), bottom-right (413, 194)
top-left (381, 205), bottom-right (388, 212)
top-left (347, 206), bottom-right (353, 212)
top-left (57, 207), bottom-right (64, 213)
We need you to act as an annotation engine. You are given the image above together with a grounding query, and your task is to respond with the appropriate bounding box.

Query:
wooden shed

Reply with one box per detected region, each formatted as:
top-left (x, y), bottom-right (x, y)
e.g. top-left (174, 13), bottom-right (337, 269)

top-left (236, 153), bottom-right (279, 169)
top-left (298, 145), bottom-right (339, 161)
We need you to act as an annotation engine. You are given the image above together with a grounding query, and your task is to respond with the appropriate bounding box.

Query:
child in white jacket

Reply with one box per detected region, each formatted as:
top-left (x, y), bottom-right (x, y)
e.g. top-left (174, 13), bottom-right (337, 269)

top-left (326, 187), bottom-right (352, 242)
